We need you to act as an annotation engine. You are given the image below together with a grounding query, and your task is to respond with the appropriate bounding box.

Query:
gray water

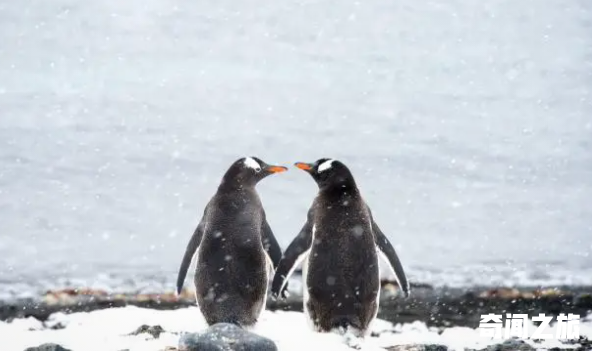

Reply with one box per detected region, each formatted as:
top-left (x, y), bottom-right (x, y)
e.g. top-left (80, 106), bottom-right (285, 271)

top-left (1, 1), bottom-right (591, 298)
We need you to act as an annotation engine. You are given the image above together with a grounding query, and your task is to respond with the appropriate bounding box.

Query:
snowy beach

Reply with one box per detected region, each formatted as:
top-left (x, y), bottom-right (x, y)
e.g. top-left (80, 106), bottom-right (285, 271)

top-left (1, 305), bottom-right (592, 351)
top-left (2, 282), bottom-right (592, 350)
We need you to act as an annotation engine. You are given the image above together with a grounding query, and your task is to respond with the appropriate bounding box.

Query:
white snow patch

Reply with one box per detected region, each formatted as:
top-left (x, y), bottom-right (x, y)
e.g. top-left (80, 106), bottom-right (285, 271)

top-left (3, 317), bottom-right (44, 332)
top-left (0, 308), bottom-right (590, 351)
top-left (280, 249), bottom-right (310, 296)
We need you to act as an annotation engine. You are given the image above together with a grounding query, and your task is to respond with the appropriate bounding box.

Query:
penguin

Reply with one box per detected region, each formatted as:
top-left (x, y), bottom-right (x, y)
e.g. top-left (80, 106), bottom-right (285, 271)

top-left (270, 158), bottom-right (410, 337)
top-left (176, 156), bottom-right (288, 328)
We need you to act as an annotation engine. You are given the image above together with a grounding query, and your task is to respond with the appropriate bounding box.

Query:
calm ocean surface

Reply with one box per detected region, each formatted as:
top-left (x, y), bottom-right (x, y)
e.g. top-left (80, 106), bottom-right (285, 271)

top-left (0, 1), bottom-right (591, 298)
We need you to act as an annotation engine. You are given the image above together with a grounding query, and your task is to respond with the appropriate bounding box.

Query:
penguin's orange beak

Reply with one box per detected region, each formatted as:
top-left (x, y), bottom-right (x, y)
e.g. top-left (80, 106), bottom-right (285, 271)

top-left (295, 162), bottom-right (313, 171)
top-left (266, 165), bottom-right (288, 174)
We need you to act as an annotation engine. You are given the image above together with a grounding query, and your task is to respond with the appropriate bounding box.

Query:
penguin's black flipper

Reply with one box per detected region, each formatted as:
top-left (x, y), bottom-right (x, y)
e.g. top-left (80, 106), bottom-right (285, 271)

top-left (176, 215), bottom-right (206, 296)
top-left (261, 214), bottom-right (283, 269)
top-left (261, 217), bottom-right (290, 299)
top-left (371, 217), bottom-right (410, 298)
top-left (270, 209), bottom-right (314, 300)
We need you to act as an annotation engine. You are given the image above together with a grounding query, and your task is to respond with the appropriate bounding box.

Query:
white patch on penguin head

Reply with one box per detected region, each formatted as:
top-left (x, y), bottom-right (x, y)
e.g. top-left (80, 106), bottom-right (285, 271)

top-left (244, 157), bottom-right (261, 171)
top-left (318, 159), bottom-right (334, 172)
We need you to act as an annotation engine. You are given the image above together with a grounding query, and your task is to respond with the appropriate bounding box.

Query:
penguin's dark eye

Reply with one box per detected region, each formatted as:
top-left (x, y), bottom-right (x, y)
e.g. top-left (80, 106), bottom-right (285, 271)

top-left (254, 166), bottom-right (262, 172)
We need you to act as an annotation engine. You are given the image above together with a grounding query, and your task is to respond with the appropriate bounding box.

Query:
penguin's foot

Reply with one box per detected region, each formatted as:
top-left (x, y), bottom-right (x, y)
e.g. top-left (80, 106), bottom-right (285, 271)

top-left (343, 329), bottom-right (364, 350)
top-left (270, 284), bottom-right (290, 301)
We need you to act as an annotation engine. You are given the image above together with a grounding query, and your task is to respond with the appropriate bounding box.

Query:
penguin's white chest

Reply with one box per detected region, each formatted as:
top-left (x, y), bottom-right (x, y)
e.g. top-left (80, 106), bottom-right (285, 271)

top-left (302, 226), bottom-right (315, 330)
top-left (301, 252), bottom-right (316, 330)
top-left (303, 224), bottom-right (316, 294)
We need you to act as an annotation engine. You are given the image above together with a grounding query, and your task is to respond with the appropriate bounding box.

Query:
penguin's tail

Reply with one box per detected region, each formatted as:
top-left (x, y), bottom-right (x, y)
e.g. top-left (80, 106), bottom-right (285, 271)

top-left (218, 316), bottom-right (257, 329)
top-left (217, 316), bottom-right (243, 327)
top-left (330, 315), bottom-right (361, 334)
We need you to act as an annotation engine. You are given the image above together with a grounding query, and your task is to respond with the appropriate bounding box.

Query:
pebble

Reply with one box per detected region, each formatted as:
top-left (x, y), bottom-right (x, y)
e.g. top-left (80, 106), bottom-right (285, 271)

top-left (178, 323), bottom-right (277, 351)
top-left (24, 343), bottom-right (71, 351)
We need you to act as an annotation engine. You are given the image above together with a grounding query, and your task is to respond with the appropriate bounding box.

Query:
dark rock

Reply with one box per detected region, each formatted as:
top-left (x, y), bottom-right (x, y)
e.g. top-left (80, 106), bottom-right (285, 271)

top-left (129, 324), bottom-right (165, 339)
top-left (547, 348), bottom-right (582, 351)
top-left (24, 343), bottom-right (71, 351)
top-left (579, 336), bottom-right (592, 351)
top-left (574, 294), bottom-right (592, 309)
top-left (46, 322), bottom-right (66, 330)
top-left (386, 345), bottom-right (423, 351)
top-left (424, 344), bottom-right (449, 351)
top-left (386, 344), bottom-right (448, 351)
top-left (178, 323), bottom-right (277, 351)
top-left (562, 335), bottom-right (592, 351)
top-left (481, 339), bottom-right (535, 351)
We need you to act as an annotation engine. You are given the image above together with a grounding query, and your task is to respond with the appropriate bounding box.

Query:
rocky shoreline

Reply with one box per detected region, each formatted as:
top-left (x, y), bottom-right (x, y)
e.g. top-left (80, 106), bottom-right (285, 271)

top-left (2, 282), bottom-right (592, 351)
top-left (2, 282), bottom-right (591, 327)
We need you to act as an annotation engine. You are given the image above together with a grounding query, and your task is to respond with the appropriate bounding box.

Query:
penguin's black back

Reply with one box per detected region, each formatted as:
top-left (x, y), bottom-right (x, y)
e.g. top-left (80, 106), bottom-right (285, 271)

top-left (194, 187), bottom-right (269, 326)
top-left (305, 188), bottom-right (380, 331)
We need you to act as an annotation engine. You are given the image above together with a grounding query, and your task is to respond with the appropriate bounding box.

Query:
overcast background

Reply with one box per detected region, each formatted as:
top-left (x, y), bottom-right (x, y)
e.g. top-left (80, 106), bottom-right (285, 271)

top-left (0, 0), bottom-right (591, 298)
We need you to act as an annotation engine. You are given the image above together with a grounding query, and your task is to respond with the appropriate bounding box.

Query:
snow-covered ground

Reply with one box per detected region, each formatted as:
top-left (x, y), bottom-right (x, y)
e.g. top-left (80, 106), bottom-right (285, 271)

top-left (1, 307), bottom-right (590, 351)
